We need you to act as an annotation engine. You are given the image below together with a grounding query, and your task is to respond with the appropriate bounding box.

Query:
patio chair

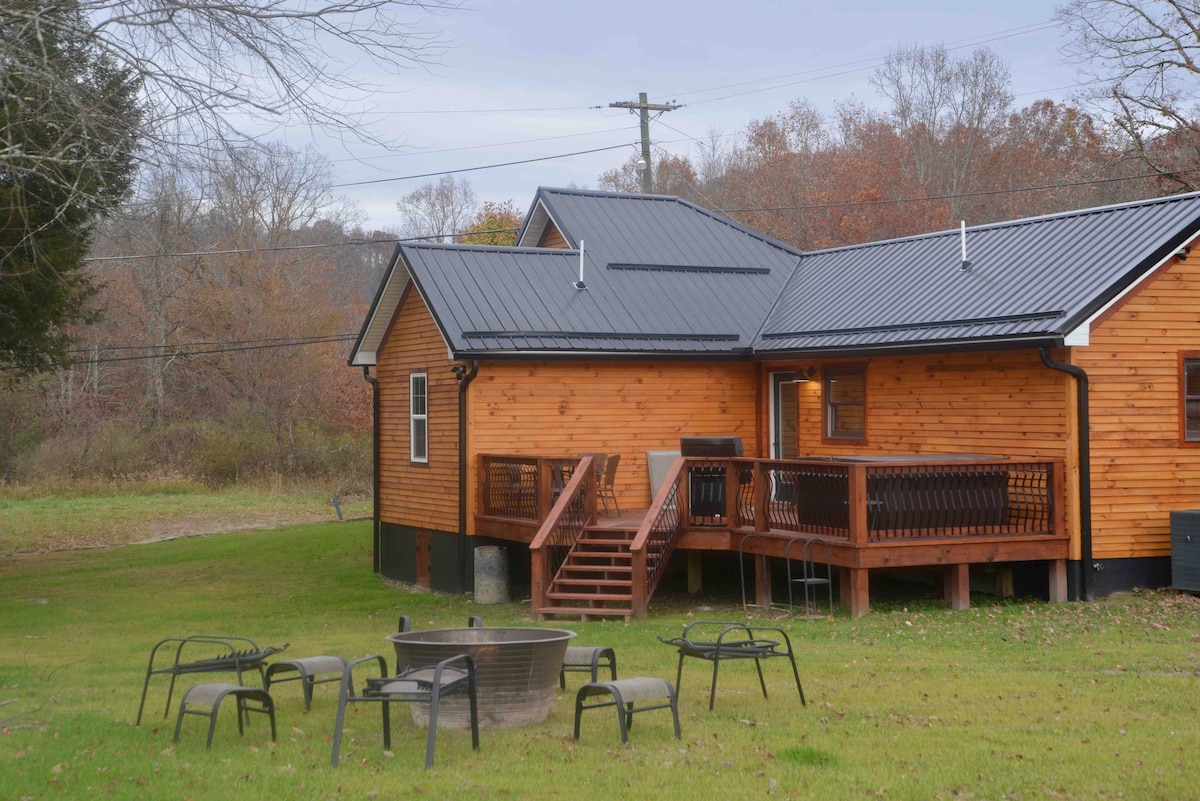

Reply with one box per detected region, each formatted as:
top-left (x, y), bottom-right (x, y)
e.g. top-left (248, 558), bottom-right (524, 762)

top-left (658, 620), bottom-right (804, 710)
top-left (136, 635), bottom-right (288, 725)
top-left (597, 453), bottom-right (621, 515)
top-left (330, 653), bottom-right (480, 770)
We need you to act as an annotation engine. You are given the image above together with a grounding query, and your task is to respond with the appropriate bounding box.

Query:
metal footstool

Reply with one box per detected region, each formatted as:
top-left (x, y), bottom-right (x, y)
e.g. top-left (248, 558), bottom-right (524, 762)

top-left (560, 646), bottom-right (617, 688)
top-left (574, 677), bottom-right (681, 744)
top-left (264, 655), bottom-right (349, 711)
top-left (173, 683), bottom-right (277, 748)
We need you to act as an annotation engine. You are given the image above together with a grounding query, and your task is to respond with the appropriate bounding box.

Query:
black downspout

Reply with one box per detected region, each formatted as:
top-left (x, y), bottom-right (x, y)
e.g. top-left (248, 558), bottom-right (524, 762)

top-left (455, 360), bottom-right (480, 593)
top-left (362, 366), bottom-right (381, 574)
top-left (1039, 348), bottom-right (1094, 601)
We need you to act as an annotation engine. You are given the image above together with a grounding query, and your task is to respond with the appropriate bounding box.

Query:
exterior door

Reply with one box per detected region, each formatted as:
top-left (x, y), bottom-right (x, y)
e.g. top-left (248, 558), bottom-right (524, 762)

top-left (771, 372), bottom-right (802, 460)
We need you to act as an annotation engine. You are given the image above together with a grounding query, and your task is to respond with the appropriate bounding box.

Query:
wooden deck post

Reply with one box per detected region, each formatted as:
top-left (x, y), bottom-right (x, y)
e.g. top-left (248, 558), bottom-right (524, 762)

top-left (946, 564), bottom-right (971, 610)
top-left (840, 566), bottom-right (869, 617)
top-left (847, 465), bottom-right (868, 546)
top-left (755, 550), bottom-right (772, 608)
top-left (530, 547), bottom-right (547, 621)
top-left (1048, 559), bottom-right (1068, 603)
top-left (631, 548), bottom-right (648, 619)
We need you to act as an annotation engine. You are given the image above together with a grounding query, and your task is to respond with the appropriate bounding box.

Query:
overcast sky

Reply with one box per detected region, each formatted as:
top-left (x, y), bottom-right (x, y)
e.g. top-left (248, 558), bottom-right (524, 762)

top-left (295, 1), bottom-right (1084, 231)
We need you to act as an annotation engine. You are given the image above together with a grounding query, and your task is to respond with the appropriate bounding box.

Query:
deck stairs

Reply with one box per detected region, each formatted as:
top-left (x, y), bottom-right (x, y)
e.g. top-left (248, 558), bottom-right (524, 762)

top-left (537, 524), bottom-right (639, 621)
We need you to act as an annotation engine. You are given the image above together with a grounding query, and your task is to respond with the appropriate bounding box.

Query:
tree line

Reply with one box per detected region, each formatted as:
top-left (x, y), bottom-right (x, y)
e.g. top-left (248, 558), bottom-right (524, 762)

top-left (2, 0), bottom-right (1199, 486)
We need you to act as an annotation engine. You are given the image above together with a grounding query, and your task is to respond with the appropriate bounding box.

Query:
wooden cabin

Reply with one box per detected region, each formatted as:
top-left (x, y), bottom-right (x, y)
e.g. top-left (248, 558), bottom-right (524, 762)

top-left (350, 187), bottom-right (1200, 617)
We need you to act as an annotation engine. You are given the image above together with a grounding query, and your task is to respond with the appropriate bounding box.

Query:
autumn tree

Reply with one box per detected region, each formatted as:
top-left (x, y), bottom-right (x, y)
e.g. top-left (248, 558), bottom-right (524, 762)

top-left (1057, 0), bottom-right (1200, 191)
top-left (598, 152), bottom-right (704, 200)
top-left (460, 200), bottom-right (523, 246)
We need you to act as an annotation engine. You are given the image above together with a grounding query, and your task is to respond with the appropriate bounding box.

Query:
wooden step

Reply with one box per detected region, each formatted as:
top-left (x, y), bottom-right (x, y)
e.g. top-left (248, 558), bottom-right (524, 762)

top-left (560, 563), bottom-right (632, 574)
top-left (536, 606), bottom-right (632, 620)
top-left (553, 578), bottom-right (632, 588)
top-left (545, 591), bottom-right (632, 602)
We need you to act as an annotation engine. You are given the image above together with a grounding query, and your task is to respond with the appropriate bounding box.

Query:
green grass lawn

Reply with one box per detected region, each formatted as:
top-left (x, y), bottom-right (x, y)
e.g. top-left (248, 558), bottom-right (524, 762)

top-left (2, 520), bottom-right (1199, 800)
top-left (0, 481), bottom-right (370, 554)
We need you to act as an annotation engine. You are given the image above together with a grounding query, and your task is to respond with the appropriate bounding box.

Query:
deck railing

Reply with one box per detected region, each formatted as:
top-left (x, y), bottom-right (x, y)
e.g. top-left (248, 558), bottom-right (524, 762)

top-left (478, 454), bottom-right (578, 523)
top-left (528, 456), bottom-right (597, 613)
top-left (629, 456), bottom-right (688, 618)
top-left (684, 457), bottom-right (1060, 542)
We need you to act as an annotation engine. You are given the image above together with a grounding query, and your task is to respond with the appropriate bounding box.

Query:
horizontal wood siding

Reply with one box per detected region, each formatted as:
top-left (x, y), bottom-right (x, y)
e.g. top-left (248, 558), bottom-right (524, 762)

top-left (538, 224), bottom-right (568, 249)
top-left (470, 361), bottom-right (759, 510)
top-left (1079, 244), bottom-right (1200, 560)
top-left (785, 351), bottom-right (1070, 459)
top-left (376, 287), bottom-right (460, 532)
top-left (778, 351), bottom-right (1075, 546)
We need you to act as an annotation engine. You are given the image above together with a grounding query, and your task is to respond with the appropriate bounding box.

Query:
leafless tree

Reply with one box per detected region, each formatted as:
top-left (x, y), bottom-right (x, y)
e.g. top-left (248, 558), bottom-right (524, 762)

top-left (870, 45), bottom-right (1013, 220)
top-left (396, 175), bottom-right (477, 242)
top-left (2, 0), bottom-right (457, 193)
top-left (1057, 0), bottom-right (1200, 191)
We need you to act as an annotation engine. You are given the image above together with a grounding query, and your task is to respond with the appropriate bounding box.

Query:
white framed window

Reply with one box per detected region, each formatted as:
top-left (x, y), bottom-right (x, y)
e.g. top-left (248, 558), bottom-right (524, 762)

top-left (410, 372), bottom-right (428, 463)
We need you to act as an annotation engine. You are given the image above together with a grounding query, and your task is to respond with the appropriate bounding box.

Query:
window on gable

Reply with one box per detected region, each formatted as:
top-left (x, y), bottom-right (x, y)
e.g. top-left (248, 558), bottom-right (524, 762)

top-left (824, 367), bottom-right (866, 441)
top-left (411, 372), bottom-right (428, 463)
top-left (1183, 358), bottom-right (1200, 442)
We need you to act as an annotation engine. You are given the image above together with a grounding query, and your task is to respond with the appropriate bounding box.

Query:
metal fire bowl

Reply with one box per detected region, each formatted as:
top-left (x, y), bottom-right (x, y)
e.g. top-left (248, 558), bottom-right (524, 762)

top-left (386, 627), bottom-right (576, 729)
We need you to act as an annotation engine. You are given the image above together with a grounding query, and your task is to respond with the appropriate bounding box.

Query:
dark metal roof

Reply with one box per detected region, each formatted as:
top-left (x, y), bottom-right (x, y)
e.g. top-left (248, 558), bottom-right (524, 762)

top-left (402, 189), bottom-right (803, 356)
top-left (351, 188), bottom-right (1200, 365)
top-left (756, 192), bottom-right (1200, 354)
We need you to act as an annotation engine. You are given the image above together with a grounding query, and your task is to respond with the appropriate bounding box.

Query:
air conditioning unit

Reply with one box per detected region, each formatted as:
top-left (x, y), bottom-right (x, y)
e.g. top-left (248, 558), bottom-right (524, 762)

top-left (1170, 511), bottom-right (1200, 593)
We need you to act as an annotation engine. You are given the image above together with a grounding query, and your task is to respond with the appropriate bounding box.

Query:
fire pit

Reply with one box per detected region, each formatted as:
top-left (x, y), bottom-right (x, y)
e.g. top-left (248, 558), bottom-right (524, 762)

top-left (386, 626), bottom-right (575, 729)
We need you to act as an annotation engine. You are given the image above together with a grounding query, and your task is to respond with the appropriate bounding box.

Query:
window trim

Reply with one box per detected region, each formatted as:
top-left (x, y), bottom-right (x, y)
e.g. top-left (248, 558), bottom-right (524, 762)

top-left (822, 364), bottom-right (867, 443)
top-left (1180, 353), bottom-right (1200, 444)
top-left (410, 371), bottom-right (428, 464)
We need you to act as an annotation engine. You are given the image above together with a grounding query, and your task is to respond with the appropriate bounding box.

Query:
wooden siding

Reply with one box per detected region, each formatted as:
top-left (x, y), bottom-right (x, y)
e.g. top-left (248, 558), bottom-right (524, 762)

top-left (771, 350), bottom-right (1075, 546)
top-left (538, 223), bottom-right (568, 249)
top-left (1078, 242), bottom-right (1200, 561)
top-left (468, 361), bottom-right (759, 516)
top-left (376, 286), bottom-right (460, 532)
top-left (779, 351), bottom-right (1071, 459)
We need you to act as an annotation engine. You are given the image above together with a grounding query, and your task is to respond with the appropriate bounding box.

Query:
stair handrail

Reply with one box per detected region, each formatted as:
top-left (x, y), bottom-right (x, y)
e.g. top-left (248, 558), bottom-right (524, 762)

top-left (530, 455), bottom-right (597, 614)
top-left (629, 456), bottom-right (688, 617)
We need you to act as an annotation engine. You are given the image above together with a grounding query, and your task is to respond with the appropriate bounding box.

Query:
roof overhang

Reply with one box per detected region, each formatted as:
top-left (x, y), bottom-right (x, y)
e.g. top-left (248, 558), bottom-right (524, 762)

top-left (1062, 231), bottom-right (1200, 349)
top-left (348, 245), bottom-right (410, 367)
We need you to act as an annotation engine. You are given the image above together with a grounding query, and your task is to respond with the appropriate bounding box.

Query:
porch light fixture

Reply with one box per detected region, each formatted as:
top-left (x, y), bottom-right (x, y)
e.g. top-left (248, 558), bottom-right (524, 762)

top-left (784, 368), bottom-right (815, 383)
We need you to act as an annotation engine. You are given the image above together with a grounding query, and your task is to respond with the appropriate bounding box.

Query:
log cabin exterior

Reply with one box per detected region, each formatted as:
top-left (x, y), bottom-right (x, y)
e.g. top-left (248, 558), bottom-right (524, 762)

top-left (350, 187), bottom-right (1200, 616)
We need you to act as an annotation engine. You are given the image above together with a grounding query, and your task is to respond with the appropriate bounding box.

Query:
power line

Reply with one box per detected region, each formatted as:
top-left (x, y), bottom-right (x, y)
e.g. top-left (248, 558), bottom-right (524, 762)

top-left (65, 333), bottom-right (355, 354)
top-left (42, 335), bottom-right (359, 369)
top-left (668, 22), bottom-right (1062, 109)
top-left (84, 227), bottom-right (520, 263)
top-left (327, 125), bottom-right (637, 164)
top-left (667, 20), bottom-right (1060, 106)
top-left (330, 143), bottom-right (633, 188)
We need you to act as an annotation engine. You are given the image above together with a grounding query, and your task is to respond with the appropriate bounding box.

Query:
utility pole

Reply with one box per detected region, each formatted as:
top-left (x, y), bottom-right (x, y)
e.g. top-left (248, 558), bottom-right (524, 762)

top-left (608, 92), bottom-right (680, 193)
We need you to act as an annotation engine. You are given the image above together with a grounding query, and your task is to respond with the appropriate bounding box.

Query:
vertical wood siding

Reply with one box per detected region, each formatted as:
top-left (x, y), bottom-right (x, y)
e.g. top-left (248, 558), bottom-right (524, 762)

top-left (469, 361), bottom-right (759, 511)
top-left (376, 287), bottom-right (460, 532)
top-left (1079, 245), bottom-right (1200, 560)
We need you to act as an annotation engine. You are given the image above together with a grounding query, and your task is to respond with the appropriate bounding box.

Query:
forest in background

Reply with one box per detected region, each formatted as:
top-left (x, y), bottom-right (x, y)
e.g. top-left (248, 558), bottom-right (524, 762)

top-left (2, 38), bottom-right (1197, 489)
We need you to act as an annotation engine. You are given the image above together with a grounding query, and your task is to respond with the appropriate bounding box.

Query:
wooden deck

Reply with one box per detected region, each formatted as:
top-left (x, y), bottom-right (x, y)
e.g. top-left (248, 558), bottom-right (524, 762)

top-left (477, 453), bottom-right (1070, 617)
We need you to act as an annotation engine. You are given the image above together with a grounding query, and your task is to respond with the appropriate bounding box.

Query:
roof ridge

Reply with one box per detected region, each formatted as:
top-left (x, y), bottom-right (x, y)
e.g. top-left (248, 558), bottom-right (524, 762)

top-left (538, 185), bottom-right (805, 259)
top-left (801, 190), bottom-right (1200, 259)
